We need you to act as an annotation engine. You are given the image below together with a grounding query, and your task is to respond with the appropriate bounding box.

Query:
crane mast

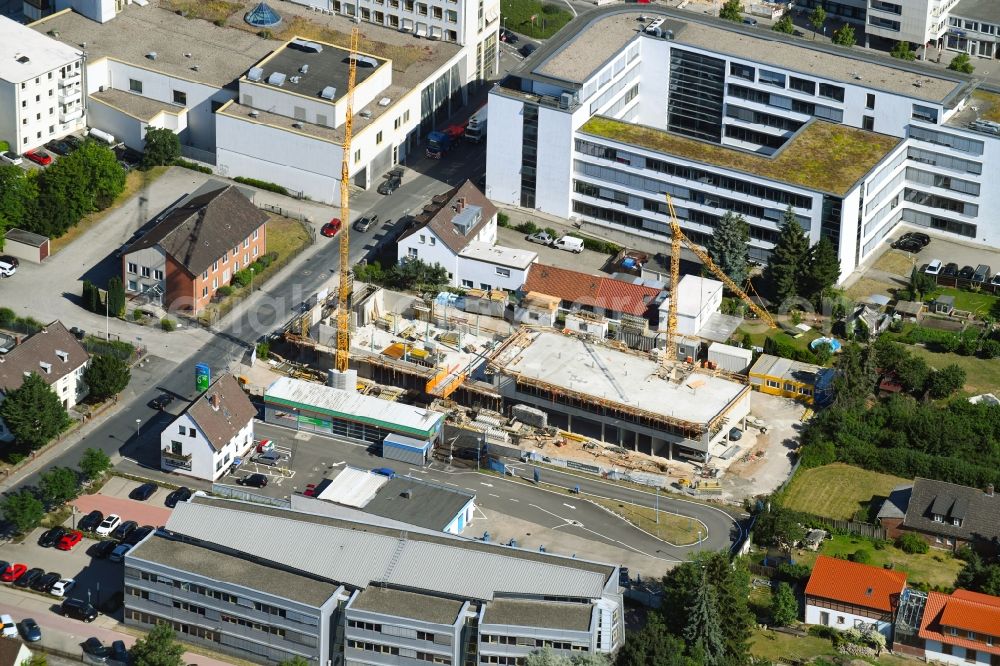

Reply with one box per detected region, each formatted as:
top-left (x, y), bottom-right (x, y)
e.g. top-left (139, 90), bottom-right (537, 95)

top-left (335, 28), bottom-right (360, 374)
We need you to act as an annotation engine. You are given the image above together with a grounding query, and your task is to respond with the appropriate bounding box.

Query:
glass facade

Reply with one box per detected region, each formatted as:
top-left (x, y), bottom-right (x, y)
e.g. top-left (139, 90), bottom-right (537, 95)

top-left (667, 49), bottom-right (725, 142)
top-left (520, 103), bottom-right (539, 208)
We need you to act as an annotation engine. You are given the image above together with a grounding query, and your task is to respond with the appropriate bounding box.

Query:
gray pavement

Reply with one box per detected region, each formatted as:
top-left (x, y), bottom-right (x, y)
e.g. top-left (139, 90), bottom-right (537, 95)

top-left (496, 227), bottom-right (613, 276)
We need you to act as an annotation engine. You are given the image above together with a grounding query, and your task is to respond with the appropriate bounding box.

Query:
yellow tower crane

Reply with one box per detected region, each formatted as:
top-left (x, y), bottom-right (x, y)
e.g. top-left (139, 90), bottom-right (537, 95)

top-left (335, 27), bottom-right (361, 374)
top-left (664, 194), bottom-right (777, 367)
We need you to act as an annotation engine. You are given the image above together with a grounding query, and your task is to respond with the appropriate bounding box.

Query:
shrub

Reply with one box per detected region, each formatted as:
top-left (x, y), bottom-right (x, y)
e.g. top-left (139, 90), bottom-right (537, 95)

top-left (216, 285), bottom-right (234, 297)
top-left (515, 221), bottom-right (539, 234)
top-left (258, 29), bottom-right (273, 38)
top-left (776, 562), bottom-right (812, 583)
top-left (173, 158), bottom-right (213, 174)
top-left (896, 532), bottom-right (930, 554)
top-left (0, 307), bottom-right (14, 326)
top-left (160, 317), bottom-right (176, 332)
top-left (849, 548), bottom-right (872, 564)
top-left (256, 341), bottom-right (270, 360)
top-left (213, 18), bottom-right (225, 26)
top-left (497, 212), bottom-right (510, 228)
top-left (231, 270), bottom-right (250, 288)
top-left (131, 309), bottom-right (144, 321)
top-left (233, 176), bottom-right (289, 196)
top-left (808, 625), bottom-right (838, 640)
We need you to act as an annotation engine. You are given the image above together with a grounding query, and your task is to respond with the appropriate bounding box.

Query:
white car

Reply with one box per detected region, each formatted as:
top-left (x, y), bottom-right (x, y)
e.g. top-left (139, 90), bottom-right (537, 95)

top-left (0, 261), bottom-right (15, 279)
top-left (0, 151), bottom-right (22, 166)
top-left (0, 614), bottom-right (16, 638)
top-left (50, 578), bottom-right (75, 598)
top-left (96, 514), bottom-right (121, 536)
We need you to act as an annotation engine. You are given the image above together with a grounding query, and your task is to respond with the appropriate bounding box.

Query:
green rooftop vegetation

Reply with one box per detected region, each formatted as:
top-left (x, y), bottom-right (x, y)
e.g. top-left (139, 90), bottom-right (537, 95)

top-left (580, 117), bottom-right (902, 196)
top-left (972, 90), bottom-right (1000, 123)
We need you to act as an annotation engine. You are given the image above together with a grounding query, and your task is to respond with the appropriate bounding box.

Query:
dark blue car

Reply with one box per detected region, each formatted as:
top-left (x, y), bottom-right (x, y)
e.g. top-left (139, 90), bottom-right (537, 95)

top-left (19, 618), bottom-right (41, 642)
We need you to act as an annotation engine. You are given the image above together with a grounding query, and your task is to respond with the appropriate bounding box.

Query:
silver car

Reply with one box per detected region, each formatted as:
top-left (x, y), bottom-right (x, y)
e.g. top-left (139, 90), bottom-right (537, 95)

top-left (526, 231), bottom-right (554, 245)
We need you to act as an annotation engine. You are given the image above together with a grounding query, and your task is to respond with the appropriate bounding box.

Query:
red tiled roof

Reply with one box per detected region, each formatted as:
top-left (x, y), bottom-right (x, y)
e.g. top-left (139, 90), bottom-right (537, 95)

top-left (919, 591), bottom-right (1000, 656)
top-left (523, 264), bottom-right (660, 317)
top-left (804, 556), bottom-right (907, 613)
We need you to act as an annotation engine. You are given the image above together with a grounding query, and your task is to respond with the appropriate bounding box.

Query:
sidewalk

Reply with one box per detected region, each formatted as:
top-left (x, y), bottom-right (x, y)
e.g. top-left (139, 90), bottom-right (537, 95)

top-left (0, 590), bottom-right (240, 666)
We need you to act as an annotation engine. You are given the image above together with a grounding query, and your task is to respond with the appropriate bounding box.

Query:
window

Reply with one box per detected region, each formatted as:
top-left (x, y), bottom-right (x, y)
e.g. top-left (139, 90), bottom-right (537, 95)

top-left (863, 115), bottom-right (875, 131)
top-left (912, 104), bottom-right (939, 123)
top-left (253, 246), bottom-right (259, 257)
top-left (965, 649), bottom-right (975, 663)
top-left (480, 283), bottom-right (490, 290)
top-left (188, 427), bottom-right (195, 436)
top-left (376, 130), bottom-right (383, 145)
top-left (461, 279), bottom-right (473, 288)
top-left (784, 383), bottom-right (794, 391)
top-left (173, 90), bottom-right (187, 106)
top-left (419, 234), bottom-right (426, 244)
top-left (128, 280), bottom-right (138, 291)
top-left (212, 261), bottom-right (219, 272)
top-left (253, 229), bottom-right (259, 240)
top-left (446, 9), bottom-right (457, 21)
top-left (870, 0), bottom-right (902, 12)
top-left (953, 518), bottom-right (962, 526)
top-left (127, 262), bottom-right (138, 274)
top-left (496, 267), bottom-right (511, 278)
top-left (866, 93), bottom-right (875, 109)
top-left (178, 425), bottom-right (185, 435)
top-left (868, 14), bottom-right (900, 30)
top-left (244, 238), bottom-right (249, 248)
top-left (202, 287), bottom-right (208, 297)
top-left (212, 278), bottom-right (218, 290)
top-left (729, 62), bottom-right (754, 81)
top-left (758, 70), bottom-right (786, 88)
top-left (432, 6), bottom-right (441, 18)
top-left (354, 149), bottom-right (361, 163)
top-left (202, 270), bottom-right (208, 280)
top-left (789, 77), bottom-right (815, 94)
top-left (408, 248), bottom-right (418, 258)
top-left (766, 380), bottom-right (780, 388)
top-left (141, 266), bottom-right (151, 278)
top-left (837, 616), bottom-right (845, 625)
top-left (818, 83), bottom-right (844, 102)
top-left (129, 79), bottom-right (143, 93)
top-left (445, 29), bottom-right (457, 41)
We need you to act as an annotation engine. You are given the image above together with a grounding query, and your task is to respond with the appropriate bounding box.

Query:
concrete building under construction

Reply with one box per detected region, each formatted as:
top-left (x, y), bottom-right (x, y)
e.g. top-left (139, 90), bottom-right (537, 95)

top-left (485, 330), bottom-right (751, 461)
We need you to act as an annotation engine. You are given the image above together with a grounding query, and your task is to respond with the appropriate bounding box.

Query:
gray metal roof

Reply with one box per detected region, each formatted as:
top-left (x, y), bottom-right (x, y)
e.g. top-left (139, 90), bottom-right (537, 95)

top-left (349, 587), bottom-right (465, 625)
top-left (166, 499), bottom-right (610, 601)
top-left (362, 476), bottom-right (473, 531)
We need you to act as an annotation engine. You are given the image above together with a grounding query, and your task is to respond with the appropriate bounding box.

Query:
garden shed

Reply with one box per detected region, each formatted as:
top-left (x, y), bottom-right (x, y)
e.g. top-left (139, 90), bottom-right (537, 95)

top-left (4, 228), bottom-right (49, 264)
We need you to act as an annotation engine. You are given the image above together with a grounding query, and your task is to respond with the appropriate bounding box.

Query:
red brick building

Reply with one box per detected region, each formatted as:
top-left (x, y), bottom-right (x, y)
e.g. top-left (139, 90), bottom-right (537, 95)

top-left (120, 182), bottom-right (268, 313)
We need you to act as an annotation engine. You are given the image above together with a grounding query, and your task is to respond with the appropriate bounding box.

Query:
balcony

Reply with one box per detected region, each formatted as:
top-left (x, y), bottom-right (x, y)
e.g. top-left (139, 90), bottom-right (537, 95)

top-left (59, 108), bottom-right (83, 123)
top-left (58, 86), bottom-right (81, 103)
top-left (59, 73), bottom-right (81, 88)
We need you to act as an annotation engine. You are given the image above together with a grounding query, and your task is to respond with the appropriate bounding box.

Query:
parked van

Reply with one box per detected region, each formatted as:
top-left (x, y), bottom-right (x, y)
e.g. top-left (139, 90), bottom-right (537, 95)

top-left (61, 598), bottom-right (98, 622)
top-left (925, 259), bottom-right (943, 276)
top-left (553, 236), bottom-right (584, 253)
top-left (0, 261), bottom-right (16, 278)
top-left (973, 264), bottom-right (992, 284)
top-left (256, 450), bottom-right (282, 466)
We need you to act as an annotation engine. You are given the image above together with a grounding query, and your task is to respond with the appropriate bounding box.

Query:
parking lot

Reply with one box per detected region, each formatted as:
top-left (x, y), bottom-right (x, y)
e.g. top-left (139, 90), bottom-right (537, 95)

top-left (496, 227), bottom-right (614, 277)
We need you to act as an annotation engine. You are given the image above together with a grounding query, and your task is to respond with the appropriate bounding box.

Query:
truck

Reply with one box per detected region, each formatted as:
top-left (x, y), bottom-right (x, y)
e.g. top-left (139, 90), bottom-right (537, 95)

top-left (464, 105), bottom-right (487, 143)
top-left (426, 124), bottom-right (464, 158)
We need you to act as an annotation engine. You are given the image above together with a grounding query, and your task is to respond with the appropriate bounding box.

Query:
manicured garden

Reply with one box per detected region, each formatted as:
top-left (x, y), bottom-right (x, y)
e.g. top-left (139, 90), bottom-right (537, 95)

top-left (501, 0), bottom-right (573, 38)
top-left (782, 463), bottom-right (909, 521)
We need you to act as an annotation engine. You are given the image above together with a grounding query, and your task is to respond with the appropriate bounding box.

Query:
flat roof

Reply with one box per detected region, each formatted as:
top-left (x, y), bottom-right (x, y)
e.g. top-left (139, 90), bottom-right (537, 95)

top-left (947, 90), bottom-right (1000, 129)
top-left (489, 330), bottom-right (748, 427)
top-left (167, 497), bottom-right (614, 601)
top-left (363, 476), bottom-right (474, 531)
top-left (483, 599), bottom-right (594, 632)
top-left (252, 38), bottom-right (384, 104)
top-left (351, 587), bottom-right (464, 625)
top-left (1, 15), bottom-right (81, 83)
top-left (520, 6), bottom-right (965, 103)
top-left (580, 116), bottom-right (901, 196)
top-left (265, 376), bottom-right (443, 438)
top-left (749, 353), bottom-right (821, 383)
top-left (31, 5), bottom-right (277, 87)
top-left (951, 0), bottom-right (1000, 23)
top-left (674, 275), bottom-right (722, 317)
top-left (129, 532), bottom-right (340, 607)
top-left (91, 88), bottom-right (182, 121)
top-left (459, 242), bottom-right (538, 269)
top-left (317, 466), bottom-right (388, 507)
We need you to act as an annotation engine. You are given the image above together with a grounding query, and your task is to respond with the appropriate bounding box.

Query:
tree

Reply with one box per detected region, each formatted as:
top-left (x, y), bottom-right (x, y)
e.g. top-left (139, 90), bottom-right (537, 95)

top-left (615, 614), bottom-right (697, 666)
top-left (39, 466), bottom-right (79, 506)
top-left (770, 582), bottom-right (798, 626)
top-left (130, 624), bottom-right (185, 666)
top-left (2, 490), bottom-right (44, 534)
top-left (809, 6), bottom-right (826, 39)
top-left (719, 0), bottom-right (743, 22)
top-left (926, 364), bottom-right (966, 398)
top-left (707, 212), bottom-right (750, 287)
top-left (34, 155), bottom-right (92, 237)
top-left (526, 648), bottom-right (607, 666)
top-left (142, 128), bottom-right (181, 168)
top-left (908, 266), bottom-right (937, 302)
top-left (80, 447), bottom-right (112, 481)
top-left (949, 52), bottom-right (975, 74)
top-left (772, 13), bottom-right (794, 33)
top-left (683, 573), bottom-right (726, 666)
top-left (807, 237), bottom-right (840, 300)
top-left (0, 373), bottom-right (70, 449)
top-left (896, 355), bottom-right (930, 394)
top-left (891, 41), bottom-right (917, 61)
top-left (72, 141), bottom-right (126, 210)
top-left (849, 548), bottom-right (872, 564)
top-left (84, 354), bottom-right (131, 400)
top-left (0, 165), bottom-right (39, 230)
top-left (21, 654), bottom-right (48, 666)
top-left (833, 342), bottom-right (876, 409)
top-left (832, 23), bottom-right (856, 46)
top-left (765, 207), bottom-right (810, 306)
top-left (107, 276), bottom-right (126, 318)
top-left (277, 658), bottom-right (311, 666)
top-left (752, 503), bottom-right (806, 548)
top-left (82, 280), bottom-right (103, 314)
top-left (895, 533), bottom-right (929, 554)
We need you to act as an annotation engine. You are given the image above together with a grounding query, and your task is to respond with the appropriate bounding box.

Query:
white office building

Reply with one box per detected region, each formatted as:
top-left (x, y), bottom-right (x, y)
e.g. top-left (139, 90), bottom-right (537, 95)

top-left (486, 7), bottom-right (1000, 283)
top-left (0, 16), bottom-right (85, 152)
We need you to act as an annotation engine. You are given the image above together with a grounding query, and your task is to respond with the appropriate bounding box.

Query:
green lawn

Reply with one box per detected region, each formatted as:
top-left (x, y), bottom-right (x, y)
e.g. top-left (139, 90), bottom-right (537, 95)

top-left (782, 463), bottom-right (909, 521)
top-left (739, 324), bottom-right (823, 353)
top-left (794, 534), bottom-right (964, 589)
top-left (906, 345), bottom-right (1000, 395)
top-left (588, 496), bottom-right (700, 546)
top-left (501, 0), bottom-right (573, 38)
top-left (926, 286), bottom-right (1000, 318)
top-left (751, 628), bottom-right (913, 666)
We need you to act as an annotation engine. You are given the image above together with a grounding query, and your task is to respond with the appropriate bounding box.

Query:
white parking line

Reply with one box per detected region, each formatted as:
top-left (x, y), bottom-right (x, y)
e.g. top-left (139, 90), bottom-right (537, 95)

top-left (563, 503), bottom-right (576, 510)
top-left (480, 482), bottom-right (493, 487)
top-left (489, 493), bottom-right (500, 498)
top-left (509, 498), bottom-right (519, 502)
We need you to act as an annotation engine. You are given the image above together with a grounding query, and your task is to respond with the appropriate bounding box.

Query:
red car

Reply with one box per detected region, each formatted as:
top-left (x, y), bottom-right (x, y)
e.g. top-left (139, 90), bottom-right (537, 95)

top-left (320, 219), bottom-right (342, 237)
top-left (1, 563), bottom-right (27, 583)
top-left (24, 149), bottom-right (52, 166)
top-left (56, 530), bottom-right (83, 551)
top-left (303, 484), bottom-right (318, 497)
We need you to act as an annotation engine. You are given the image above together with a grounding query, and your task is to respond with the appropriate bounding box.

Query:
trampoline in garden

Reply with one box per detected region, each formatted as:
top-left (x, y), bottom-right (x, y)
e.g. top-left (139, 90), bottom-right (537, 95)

top-left (245, 2), bottom-right (282, 28)
top-left (810, 336), bottom-right (842, 353)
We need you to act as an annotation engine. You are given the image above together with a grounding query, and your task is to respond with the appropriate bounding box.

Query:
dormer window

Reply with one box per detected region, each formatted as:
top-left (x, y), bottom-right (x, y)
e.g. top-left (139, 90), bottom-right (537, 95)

top-left (39, 362), bottom-right (52, 374)
top-left (933, 514), bottom-right (943, 522)
top-left (953, 518), bottom-right (962, 527)
top-left (949, 627), bottom-right (958, 636)
top-left (56, 350), bottom-right (69, 362)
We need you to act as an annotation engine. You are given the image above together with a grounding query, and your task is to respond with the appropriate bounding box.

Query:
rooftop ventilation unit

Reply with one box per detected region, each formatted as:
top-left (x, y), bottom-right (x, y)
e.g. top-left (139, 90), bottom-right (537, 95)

top-left (299, 64), bottom-right (309, 74)
top-left (146, 51), bottom-right (158, 60)
top-left (267, 71), bottom-right (287, 86)
top-left (191, 64), bottom-right (200, 71)
top-left (184, 52), bottom-right (192, 58)
top-left (290, 75), bottom-right (301, 84)
top-left (644, 18), bottom-right (666, 36)
top-left (320, 86), bottom-right (337, 100)
top-left (359, 110), bottom-right (372, 119)
top-left (249, 110), bottom-right (259, 118)
top-left (350, 55), bottom-right (378, 68)
top-left (378, 97), bottom-right (391, 106)
top-left (247, 67), bottom-right (264, 82)
top-left (15, 55), bottom-right (29, 64)
top-left (292, 122), bottom-right (303, 129)
top-left (292, 39), bottom-right (323, 53)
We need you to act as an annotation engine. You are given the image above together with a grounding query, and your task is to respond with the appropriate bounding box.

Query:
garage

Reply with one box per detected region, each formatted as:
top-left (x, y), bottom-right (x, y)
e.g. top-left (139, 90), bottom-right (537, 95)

top-left (5, 228), bottom-right (49, 264)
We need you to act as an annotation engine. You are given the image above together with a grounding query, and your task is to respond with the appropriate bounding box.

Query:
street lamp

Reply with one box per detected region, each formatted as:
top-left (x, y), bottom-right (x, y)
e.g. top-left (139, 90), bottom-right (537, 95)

top-left (135, 418), bottom-right (141, 439)
top-left (250, 267), bottom-right (255, 292)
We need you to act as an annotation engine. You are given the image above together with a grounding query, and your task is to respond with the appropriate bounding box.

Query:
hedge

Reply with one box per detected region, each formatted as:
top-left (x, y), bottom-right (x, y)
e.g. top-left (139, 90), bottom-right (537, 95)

top-left (233, 176), bottom-right (290, 196)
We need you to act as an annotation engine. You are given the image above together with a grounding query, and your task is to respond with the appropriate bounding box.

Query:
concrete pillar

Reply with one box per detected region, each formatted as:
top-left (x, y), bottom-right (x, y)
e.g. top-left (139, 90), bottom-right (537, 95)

top-left (567, 414), bottom-right (572, 432)
top-left (668, 441), bottom-right (673, 460)
top-left (633, 430), bottom-right (638, 452)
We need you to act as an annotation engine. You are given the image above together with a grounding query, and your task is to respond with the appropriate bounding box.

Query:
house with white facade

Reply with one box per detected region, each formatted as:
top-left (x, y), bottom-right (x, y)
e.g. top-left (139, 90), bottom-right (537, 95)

top-left (0, 16), bottom-right (85, 152)
top-left (658, 275), bottom-right (723, 336)
top-left (804, 555), bottom-right (908, 641)
top-left (891, 588), bottom-right (1000, 664)
top-left (160, 374), bottom-right (257, 481)
top-left (487, 6), bottom-right (1000, 285)
top-left (397, 180), bottom-right (536, 291)
top-left (0, 321), bottom-right (90, 410)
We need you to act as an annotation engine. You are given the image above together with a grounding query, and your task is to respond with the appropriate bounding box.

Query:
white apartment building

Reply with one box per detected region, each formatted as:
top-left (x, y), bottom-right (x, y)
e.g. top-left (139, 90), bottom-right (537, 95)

top-left (0, 16), bottom-right (85, 152)
top-left (32, 0), bottom-right (496, 199)
top-left (946, 0), bottom-right (1000, 59)
top-left (864, 0), bottom-right (961, 51)
top-left (487, 7), bottom-right (1000, 284)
